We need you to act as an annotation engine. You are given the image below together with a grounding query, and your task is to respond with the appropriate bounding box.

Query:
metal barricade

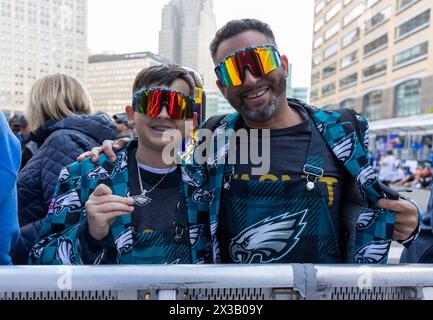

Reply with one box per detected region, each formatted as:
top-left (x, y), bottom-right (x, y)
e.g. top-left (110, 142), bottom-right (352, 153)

top-left (1, 265), bottom-right (432, 300)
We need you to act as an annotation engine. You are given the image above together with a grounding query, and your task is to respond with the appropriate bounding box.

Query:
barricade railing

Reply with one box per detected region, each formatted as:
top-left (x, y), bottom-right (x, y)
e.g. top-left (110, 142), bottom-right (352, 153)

top-left (1, 264), bottom-right (433, 300)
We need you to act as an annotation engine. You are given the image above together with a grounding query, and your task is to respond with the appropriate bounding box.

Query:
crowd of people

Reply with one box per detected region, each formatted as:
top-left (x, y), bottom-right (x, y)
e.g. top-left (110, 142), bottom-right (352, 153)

top-left (374, 150), bottom-right (432, 190)
top-left (0, 18), bottom-right (430, 268)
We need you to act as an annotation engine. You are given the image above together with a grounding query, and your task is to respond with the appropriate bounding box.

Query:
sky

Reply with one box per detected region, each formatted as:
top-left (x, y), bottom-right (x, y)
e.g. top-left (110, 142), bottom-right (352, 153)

top-left (88, 0), bottom-right (315, 87)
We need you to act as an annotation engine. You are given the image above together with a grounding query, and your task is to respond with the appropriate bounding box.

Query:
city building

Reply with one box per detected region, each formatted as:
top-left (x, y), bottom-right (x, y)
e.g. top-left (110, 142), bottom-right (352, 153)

top-left (0, 0), bottom-right (88, 119)
top-left (158, 0), bottom-right (217, 91)
top-left (87, 51), bottom-right (168, 116)
top-left (310, 0), bottom-right (433, 159)
top-left (286, 64), bottom-right (310, 103)
top-left (310, 0), bottom-right (432, 117)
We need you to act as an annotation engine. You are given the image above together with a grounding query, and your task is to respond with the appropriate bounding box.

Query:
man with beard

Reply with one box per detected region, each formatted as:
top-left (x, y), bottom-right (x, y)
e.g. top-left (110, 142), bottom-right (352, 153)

top-left (83, 19), bottom-right (420, 265)
top-left (182, 19), bottom-right (420, 265)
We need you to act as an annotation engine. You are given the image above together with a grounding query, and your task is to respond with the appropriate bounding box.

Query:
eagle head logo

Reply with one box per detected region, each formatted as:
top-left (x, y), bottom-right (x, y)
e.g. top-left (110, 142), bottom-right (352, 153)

top-left (230, 210), bottom-right (308, 264)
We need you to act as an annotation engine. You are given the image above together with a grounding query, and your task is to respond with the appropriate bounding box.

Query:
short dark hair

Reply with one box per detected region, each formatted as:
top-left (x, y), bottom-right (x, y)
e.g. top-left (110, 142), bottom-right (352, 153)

top-left (132, 64), bottom-right (194, 94)
top-left (210, 19), bottom-right (277, 62)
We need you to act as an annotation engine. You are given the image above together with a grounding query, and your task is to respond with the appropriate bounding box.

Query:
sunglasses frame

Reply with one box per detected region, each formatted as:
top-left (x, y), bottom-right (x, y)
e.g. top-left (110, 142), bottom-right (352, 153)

top-left (214, 44), bottom-right (282, 87)
top-left (132, 87), bottom-right (196, 120)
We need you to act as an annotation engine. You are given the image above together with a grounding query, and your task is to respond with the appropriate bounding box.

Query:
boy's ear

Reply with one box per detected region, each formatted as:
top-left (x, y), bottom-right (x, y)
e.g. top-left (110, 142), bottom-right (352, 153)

top-left (125, 106), bottom-right (134, 122)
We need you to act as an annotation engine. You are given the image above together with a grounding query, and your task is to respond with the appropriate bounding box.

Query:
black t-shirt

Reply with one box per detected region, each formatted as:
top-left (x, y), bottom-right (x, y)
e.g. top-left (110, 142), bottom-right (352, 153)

top-left (222, 104), bottom-right (349, 253)
top-left (128, 145), bottom-right (182, 234)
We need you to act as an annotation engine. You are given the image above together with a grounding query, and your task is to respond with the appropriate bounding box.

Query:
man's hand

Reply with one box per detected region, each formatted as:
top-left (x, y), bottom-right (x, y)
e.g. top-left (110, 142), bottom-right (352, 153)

top-left (85, 184), bottom-right (135, 240)
top-left (377, 198), bottom-right (419, 241)
top-left (76, 138), bottom-right (130, 163)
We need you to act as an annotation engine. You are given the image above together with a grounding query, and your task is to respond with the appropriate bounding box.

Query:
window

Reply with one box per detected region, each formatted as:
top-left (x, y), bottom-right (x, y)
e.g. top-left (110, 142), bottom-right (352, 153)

top-left (324, 42), bottom-right (338, 59)
top-left (325, 22), bottom-right (341, 40)
top-left (313, 36), bottom-right (323, 49)
top-left (340, 73), bottom-right (358, 88)
top-left (323, 62), bottom-right (337, 79)
top-left (316, 0), bottom-right (325, 14)
top-left (340, 98), bottom-right (356, 109)
top-left (367, 0), bottom-right (380, 8)
top-left (393, 41), bottom-right (428, 69)
top-left (364, 33), bottom-right (388, 57)
top-left (397, 0), bottom-right (420, 13)
top-left (365, 6), bottom-right (391, 33)
top-left (311, 71), bottom-right (321, 84)
top-left (312, 54), bottom-right (322, 67)
top-left (363, 59), bottom-right (387, 80)
top-left (342, 27), bottom-right (360, 48)
top-left (363, 90), bottom-right (383, 120)
top-left (311, 89), bottom-right (320, 101)
top-left (322, 83), bottom-right (336, 97)
top-left (326, 1), bottom-right (342, 22)
top-left (314, 18), bottom-right (324, 32)
top-left (395, 9), bottom-right (430, 41)
top-left (395, 79), bottom-right (422, 117)
top-left (344, 3), bottom-right (364, 26)
top-left (340, 50), bottom-right (358, 68)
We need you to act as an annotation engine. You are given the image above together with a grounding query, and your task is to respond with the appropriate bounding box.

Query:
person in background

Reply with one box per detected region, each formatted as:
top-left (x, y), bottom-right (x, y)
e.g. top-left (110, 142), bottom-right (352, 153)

top-left (10, 73), bottom-right (117, 265)
top-left (113, 113), bottom-right (134, 139)
top-left (0, 111), bottom-right (21, 265)
top-left (379, 150), bottom-right (398, 186)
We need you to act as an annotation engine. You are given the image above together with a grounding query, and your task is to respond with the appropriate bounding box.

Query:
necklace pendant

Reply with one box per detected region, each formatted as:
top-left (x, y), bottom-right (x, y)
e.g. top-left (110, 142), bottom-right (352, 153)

top-left (133, 192), bottom-right (152, 207)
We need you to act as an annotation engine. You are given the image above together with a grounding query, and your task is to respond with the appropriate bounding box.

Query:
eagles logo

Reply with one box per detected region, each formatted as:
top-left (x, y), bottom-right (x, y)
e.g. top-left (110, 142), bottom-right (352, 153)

top-left (114, 150), bottom-right (128, 172)
top-left (59, 168), bottom-right (71, 184)
top-left (357, 165), bottom-right (377, 187)
top-left (230, 210), bottom-right (308, 264)
top-left (87, 165), bottom-right (112, 181)
top-left (192, 188), bottom-right (215, 204)
top-left (357, 209), bottom-right (383, 231)
top-left (332, 133), bottom-right (356, 164)
top-left (354, 240), bottom-right (391, 264)
top-left (56, 237), bottom-right (81, 265)
top-left (181, 166), bottom-right (205, 187)
top-left (115, 228), bottom-right (133, 256)
top-left (53, 190), bottom-right (81, 216)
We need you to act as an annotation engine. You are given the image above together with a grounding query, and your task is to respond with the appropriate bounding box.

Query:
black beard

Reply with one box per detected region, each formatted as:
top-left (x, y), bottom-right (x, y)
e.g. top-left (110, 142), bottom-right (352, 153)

top-left (227, 72), bottom-right (287, 122)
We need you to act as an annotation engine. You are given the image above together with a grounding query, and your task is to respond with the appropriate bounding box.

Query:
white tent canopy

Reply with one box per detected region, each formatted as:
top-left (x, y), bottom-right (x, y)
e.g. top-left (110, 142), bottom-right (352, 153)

top-left (369, 113), bottom-right (433, 135)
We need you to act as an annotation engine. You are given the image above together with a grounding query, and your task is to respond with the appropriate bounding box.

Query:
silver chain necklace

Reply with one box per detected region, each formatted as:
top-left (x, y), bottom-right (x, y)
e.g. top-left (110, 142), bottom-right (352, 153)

top-left (132, 154), bottom-right (172, 207)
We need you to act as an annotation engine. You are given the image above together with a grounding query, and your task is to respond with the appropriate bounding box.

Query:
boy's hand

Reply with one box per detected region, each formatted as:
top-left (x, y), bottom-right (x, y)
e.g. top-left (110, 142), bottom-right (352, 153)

top-left (76, 138), bottom-right (130, 163)
top-left (85, 184), bottom-right (134, 240)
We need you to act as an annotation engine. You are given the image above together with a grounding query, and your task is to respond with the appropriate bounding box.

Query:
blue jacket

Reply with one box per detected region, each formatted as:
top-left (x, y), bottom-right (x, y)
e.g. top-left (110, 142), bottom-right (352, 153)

top-left (11, 113), bottom-right (116, 264)
top-left (0, 112), bottom-right (21, 265)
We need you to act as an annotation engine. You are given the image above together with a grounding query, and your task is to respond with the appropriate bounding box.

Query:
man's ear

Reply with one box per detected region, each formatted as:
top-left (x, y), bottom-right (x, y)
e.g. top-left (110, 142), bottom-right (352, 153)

top-left (216, 80), bottom-right (228, 98)
top-left (125, 106), bottom-right (134, 123)
top-left (193, 112), bottom-right (198, 129)
top-left (280, 55), bottom-right (289, 78)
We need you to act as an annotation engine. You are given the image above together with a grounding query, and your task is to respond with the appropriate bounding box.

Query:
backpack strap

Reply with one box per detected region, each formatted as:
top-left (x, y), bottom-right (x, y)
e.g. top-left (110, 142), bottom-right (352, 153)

top-left (202, 114), bottom-right (228, 131)
top-left (334, 108), bottom-right (363, 145)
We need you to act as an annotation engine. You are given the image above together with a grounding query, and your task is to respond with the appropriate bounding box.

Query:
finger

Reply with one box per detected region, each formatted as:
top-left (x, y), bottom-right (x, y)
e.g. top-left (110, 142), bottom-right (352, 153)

top-left (91, 184), bottom-right (113, 197)
top-left (377, 199), bottom-right (412, 213)
top-left (100, 140), bottom-right (117, 162)
top-left (90, 146), bottom-right (103, 163)
top-left (91, 194), bottom-right (135, 206)
top-left (92, 202), bottom-right (134, 215)
top-left (113, 138), bottom-right (129, 150)
top-left (393, 230), bottom-right (406, 241)
top-left (106, 210), bottom-right (132, 220)
top-left (77, 151), bottom-right (91, 162)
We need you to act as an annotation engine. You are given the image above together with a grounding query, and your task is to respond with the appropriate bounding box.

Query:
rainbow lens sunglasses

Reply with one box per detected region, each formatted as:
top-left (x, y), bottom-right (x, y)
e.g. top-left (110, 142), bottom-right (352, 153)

top-left (132, 88), bottom-right (195, 119)
top-left (214, 44), bottom-right (282, 87)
